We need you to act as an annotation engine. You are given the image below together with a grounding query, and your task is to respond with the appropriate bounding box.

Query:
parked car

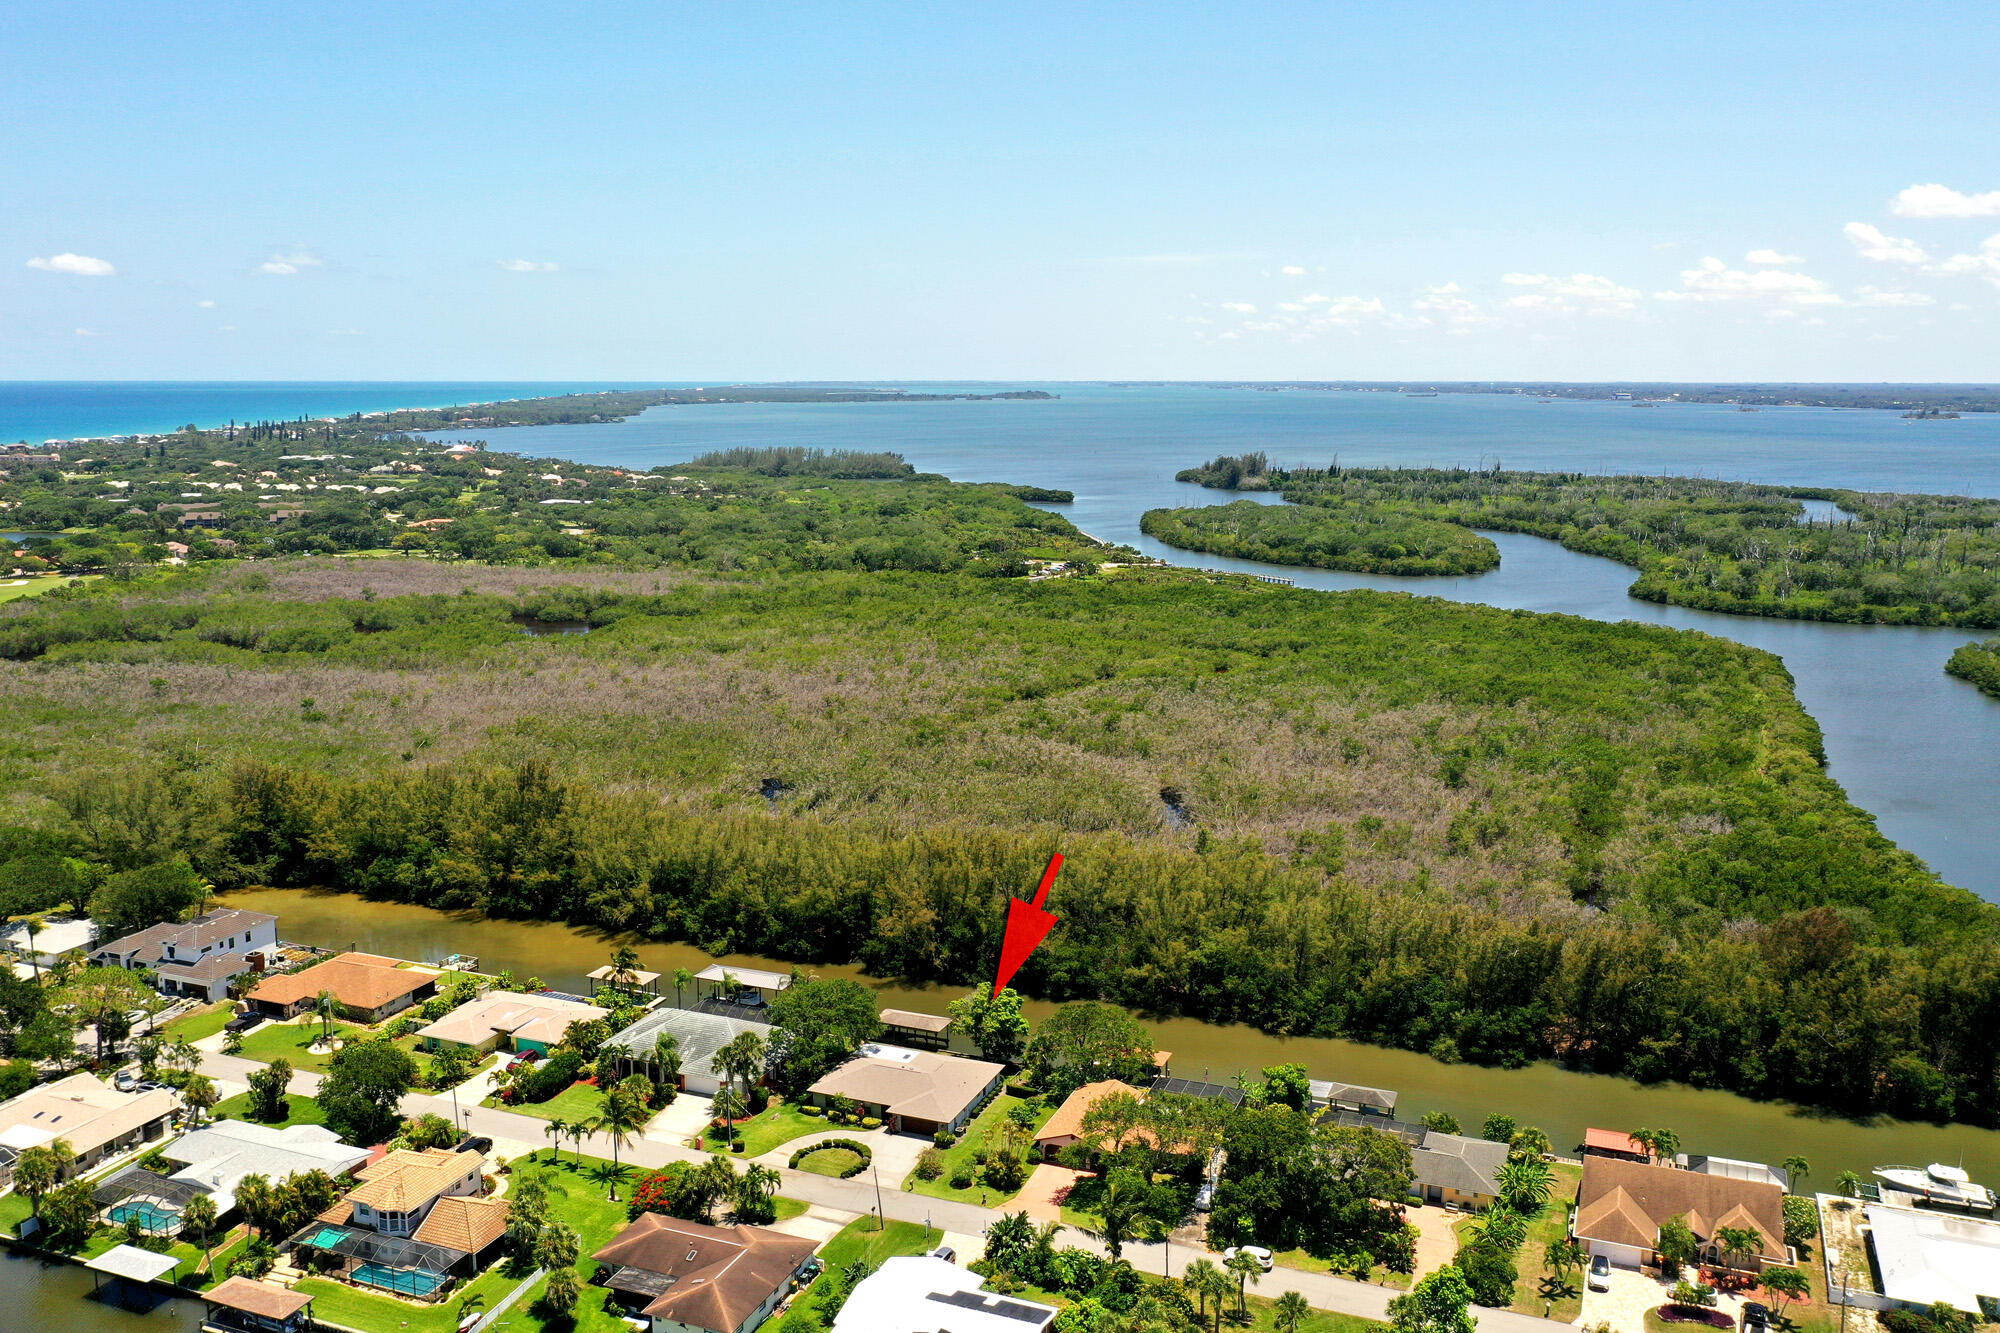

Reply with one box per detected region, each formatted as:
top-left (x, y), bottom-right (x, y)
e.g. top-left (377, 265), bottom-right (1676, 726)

top-left (456, 1136), bottom-right (494, 1156)
top-left (113, 1071), bottom-right (137, 1092)
top-left (124, 1009), bottom-right (151, 1028)
top-left (928, 1245), bottom-right (957, 1264)
top-left (1741, 1302), bottom-right (1770, 1332)
top-left (1222, 1246), bottom-right (1274, 1273)
top-left (1588, 1254), bottom-right (1611, 1292)
top-left (224, 1012), bottom-right (262, 1034)
top-left (1193, 1181), bottom-right (1215, 1212)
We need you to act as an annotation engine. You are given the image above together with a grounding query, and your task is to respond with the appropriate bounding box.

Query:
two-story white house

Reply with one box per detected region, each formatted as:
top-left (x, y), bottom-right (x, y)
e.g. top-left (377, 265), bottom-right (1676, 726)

top-left (90, 908), bottom-right (279, 1002)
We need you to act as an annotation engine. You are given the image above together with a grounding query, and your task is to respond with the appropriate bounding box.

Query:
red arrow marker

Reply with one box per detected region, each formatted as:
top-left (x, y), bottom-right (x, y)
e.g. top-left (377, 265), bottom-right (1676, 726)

top-left (992, 853), bottom-right (1063, 998)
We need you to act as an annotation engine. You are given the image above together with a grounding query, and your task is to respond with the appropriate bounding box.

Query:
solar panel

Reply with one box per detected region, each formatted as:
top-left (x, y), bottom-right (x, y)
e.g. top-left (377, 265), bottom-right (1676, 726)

top-left (928, 1288), bottom-right (1050, 1323)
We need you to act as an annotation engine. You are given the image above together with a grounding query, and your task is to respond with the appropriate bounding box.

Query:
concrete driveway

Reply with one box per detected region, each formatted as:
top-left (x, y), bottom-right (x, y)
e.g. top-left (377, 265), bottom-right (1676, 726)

top-left (1406, 1203), bottom-right (1464, 1278)
top-left (1015, 1164), bottom-right (1084, 1225)
top-left (1578, 1265), bottom-right (1755, 1333)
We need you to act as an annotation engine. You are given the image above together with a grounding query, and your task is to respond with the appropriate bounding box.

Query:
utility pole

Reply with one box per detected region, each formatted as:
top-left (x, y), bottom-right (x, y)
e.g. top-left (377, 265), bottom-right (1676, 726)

top-left (872, 1158), bottom-right (885, 1231)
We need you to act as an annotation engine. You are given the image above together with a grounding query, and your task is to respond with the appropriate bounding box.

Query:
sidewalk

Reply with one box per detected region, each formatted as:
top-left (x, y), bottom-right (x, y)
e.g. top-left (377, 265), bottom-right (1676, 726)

top-left (197, 1050), bottom-right (1574, 1333)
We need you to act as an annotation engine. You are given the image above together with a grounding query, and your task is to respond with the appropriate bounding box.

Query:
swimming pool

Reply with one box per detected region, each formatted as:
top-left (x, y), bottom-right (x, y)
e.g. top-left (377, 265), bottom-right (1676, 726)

top-left (301, 1225), bottom-right (349, 1250)
top-left (108, 1201), bottom-right (181, 1233)
top-left (351, 1263), bottom-right (446, 1297)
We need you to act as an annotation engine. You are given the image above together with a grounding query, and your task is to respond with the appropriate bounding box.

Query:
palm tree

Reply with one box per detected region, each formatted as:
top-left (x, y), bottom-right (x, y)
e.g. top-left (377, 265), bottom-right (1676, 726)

top-left (12, 1140), bottom-right (73, 1216)
top-left (181, 1194), bottom-right (218, 1275)
top-left (543, 1117), bottom-right (568, 1162)
top-left (1225, 1248), bottom-right (1264, 1318)
top-left (609, 945), bottom-right (641, 993)
top-left (1497, 1157), bottom-right (1554, 1213)
top-left (313, 989), bottom-right (339, 1045)
top-left (1202, 1266), bottom-right (1233, 1333)
top-left (712, 1086), bottom-right (749, 1144)
top-left (1080, 1168), bottom-right (1157, 1260)
top-left (593, 1082), bottom-right (648, 1200)
top-left (1473, 1205), bottom-right (1527, 1252)
top-left (565, 1119), bottom-right (589, 1161)
top-left (716, 1030), bottom-right (767, 1106)
top-left (1781, 1155), bottom-right (1811, 1195)
top-left (1274, 1291), bottom-right (1311, 1333)
top-left (181, 1073), bottom-right (218, 1127)
top-left (651, 1032), bottom-right (682, 1094)
top-left (1630, 1126), bottom-right (1681, 1164)
top-left (1833, 1169), bottom-right (1863, 1198)
top-left (1714, 1225), bottom-right (1764, 1275)
top-left (1184, 1259), bottom-right (1223, 1323)
top-left (672, 966), bottom-right (695, 1009)
top-left (235, 1173), bottom-right (276, 1238)
top-left (1509, 1126), bottom-right (1552, 1161)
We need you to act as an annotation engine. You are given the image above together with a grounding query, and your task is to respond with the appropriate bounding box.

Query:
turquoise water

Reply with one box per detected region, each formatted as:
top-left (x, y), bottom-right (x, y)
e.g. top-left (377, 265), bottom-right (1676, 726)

top-left (107, 1202), bottom-right (180, 1233)
top-left (302, 1225), bottom-right (349, 1249)
top-left (350, 1262), bottom-right (446, 1296)
top-left (0, 381), bottom-right (664, 443)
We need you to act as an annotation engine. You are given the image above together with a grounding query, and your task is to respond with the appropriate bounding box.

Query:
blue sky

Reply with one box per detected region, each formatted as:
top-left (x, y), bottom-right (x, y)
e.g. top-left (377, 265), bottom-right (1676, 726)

top-left (4, 1), bottom-right (1998, 380)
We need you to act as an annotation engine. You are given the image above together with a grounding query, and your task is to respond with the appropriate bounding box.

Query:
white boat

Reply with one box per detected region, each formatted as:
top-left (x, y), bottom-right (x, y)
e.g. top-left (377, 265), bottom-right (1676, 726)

top-left (1874, 1162), bottom-right (1995, 1211)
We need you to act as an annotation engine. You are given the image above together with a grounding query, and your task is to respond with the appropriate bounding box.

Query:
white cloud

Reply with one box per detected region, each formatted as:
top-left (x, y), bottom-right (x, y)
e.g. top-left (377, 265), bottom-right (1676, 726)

top-left (1656, 256), bottom-right (1839, 304)
top-left (1845, 222), bottom-right (1929, 265)
top-left (1413, 282), bottom-right (1487, 327)
top-left (198, 299), bottom-right (215, 308)
top-left (1747, 249), bottom-right (1804, 265)
top-left (498, 258), bottom-right (561, 272)
top-left (27, 253), bottom-right (115, 276)
top-left (1300, 292), bottom-right (1329, 304)
top-left (1854, 286), bottom-right (1936, 307)
top-left (259, 250), bottom-right (323, 276)
top-left (1891, 183), bottom-right (2000, 219)
top-left (1280, 265), bottom-right (1307, 276)
top-left (1278, 302), bottom-right (1306, 312)
top-left (73, 327), bottom-right (102, 336)
top-left (1220, 301), bottom-right (1257, 313)
top-left (1929, 234), bottom-right (2000, 286)
top-left (1500, 272), bottom-right (1643, 313)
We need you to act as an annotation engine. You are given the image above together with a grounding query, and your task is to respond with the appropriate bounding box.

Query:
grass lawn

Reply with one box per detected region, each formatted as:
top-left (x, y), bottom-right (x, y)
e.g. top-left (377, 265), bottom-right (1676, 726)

top-left (234, 1018), bottom-right (367, 1073)
top-left (906, 1095), bottom-right (1052, 1206)
top-left (1272, 1246), bottom-right (1413, 1291)
top-left (702, 1098), bottom-right (832, 1157)
top-left (770, 1218), bottom-right (935, 1333)
top-left (487, 1077), bottom-right (608, 1123)
top-left (162, 1002), bottom-right (232, 1043)
top-left (299, 1150), bottom-right (640, 1333)
top-left (213, 1089), bottom-right (328, 1128)
top-left (796, 1147), bottom-right (865, 1178)
top-left (1451, 1160), bottom-right (1584, 1322)
top-left (0, 576), bottom-right (96, 604)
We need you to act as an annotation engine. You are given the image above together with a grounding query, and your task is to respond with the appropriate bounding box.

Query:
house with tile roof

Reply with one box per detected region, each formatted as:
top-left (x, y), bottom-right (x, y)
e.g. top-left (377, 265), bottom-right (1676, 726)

top-left (417, 992), bottom-right (608, 1057)
top-left (805, 1043), bottom-right (1006, 1138)
top-left (332, 1147), bottom-right (486, 1236)
top-left (248, 952), bottom-right (436, 1022)
top-left (1574, 1156), bottom-right (1788, 1272)
top-left (0, 1072), bottom-right (177, 1174)
top-left (594, 1212), bottom-right (816, 1333)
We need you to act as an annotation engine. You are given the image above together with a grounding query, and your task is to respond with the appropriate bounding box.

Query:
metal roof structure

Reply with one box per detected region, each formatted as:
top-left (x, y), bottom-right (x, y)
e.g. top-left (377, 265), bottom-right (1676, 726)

top-left (287, 1219), bottom-right (467, 1275)
top-left (86, 1243), bottom-right (182, 1284)
top-left (93, 1166), bottom-right (209, 1213)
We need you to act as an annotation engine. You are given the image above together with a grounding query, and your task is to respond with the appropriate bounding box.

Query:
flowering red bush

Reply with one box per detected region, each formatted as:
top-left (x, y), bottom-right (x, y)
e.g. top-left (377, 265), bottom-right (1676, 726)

top-left (629, 1164), bottom-right (690, 1217)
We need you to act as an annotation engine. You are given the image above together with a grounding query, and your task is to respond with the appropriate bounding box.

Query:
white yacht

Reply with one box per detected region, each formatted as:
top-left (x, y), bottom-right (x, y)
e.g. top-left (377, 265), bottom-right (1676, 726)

top-left (1874, 1162), bottom-right (1995, 1212)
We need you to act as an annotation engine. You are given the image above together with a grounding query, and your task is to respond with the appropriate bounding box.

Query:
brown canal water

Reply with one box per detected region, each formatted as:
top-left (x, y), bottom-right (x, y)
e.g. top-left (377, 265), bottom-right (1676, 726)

top-left (231, 886), bottom-right (2000, 1188)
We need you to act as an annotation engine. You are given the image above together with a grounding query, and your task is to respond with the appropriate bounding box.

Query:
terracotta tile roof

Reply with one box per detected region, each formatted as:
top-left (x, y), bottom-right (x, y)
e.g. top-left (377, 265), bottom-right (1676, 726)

top-left (344, 1148), bottom-right (484, 1212)
top-left (595, 1213), bottom-right (815, 1331)
top-left (206, 1276), bottom-right (314, 1320)
top-left (1575, 1157), bottom-right (1787, 1262)
top-left (249, 952), bottom-right (432, 1012)
top-left (1585, 1127), bottom-right (1649, 1156)
top-left (412, 1195), bottom-right (509, 1255)
top-left (1036, 1080), bottom-right (1144, 1147)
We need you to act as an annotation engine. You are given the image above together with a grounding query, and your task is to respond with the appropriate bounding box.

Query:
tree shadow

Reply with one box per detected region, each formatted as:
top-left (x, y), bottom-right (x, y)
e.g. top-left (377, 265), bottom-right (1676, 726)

top-left (1541, 1276), bottom-right (1580, 1301)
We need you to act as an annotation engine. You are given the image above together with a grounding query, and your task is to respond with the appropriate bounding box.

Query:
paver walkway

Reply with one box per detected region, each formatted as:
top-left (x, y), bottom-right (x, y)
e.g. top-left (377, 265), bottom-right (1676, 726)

top-left (1015, 1163), bottom-right (1083, 1224)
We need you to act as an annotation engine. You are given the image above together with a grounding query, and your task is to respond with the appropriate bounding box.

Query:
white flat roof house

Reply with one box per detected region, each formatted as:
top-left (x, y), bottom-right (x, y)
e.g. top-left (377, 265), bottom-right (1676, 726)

top-left (832, 1255), bottom-right (1056, 1333)
top-left (2, 917), bottom-right (98, 975)
top-left (1867, 1202), bottom-right (2000, 1316)
top-left (0, 1073), bottom-right (177, 1171)
top-left (161, 1120), bottom-right (371, 1214)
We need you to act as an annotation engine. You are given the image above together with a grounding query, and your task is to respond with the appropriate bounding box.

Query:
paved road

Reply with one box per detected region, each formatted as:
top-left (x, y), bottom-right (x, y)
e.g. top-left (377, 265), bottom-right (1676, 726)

top-left (198, 1050), bottom-right (1573, 1333)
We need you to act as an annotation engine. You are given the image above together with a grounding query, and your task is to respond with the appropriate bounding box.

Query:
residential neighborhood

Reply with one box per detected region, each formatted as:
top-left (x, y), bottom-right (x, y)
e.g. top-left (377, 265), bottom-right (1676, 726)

top-left (0, 901), bottom-right (1992, 1333)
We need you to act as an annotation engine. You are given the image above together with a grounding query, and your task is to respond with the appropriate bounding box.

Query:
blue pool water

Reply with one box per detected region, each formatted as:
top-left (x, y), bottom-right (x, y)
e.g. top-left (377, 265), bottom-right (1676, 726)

top-left (107, 1202), bottom-right (180, 1233)
top-left (350, 1263), bottom-right (446, 1297)
top-left (300, 1225), bottom-right (349, 1250)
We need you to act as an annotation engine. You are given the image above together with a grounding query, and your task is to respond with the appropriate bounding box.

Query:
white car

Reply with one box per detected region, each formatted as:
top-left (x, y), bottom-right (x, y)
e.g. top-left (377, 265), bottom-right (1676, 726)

top-left (1221, 1246), bottom-right (1274, 1273)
